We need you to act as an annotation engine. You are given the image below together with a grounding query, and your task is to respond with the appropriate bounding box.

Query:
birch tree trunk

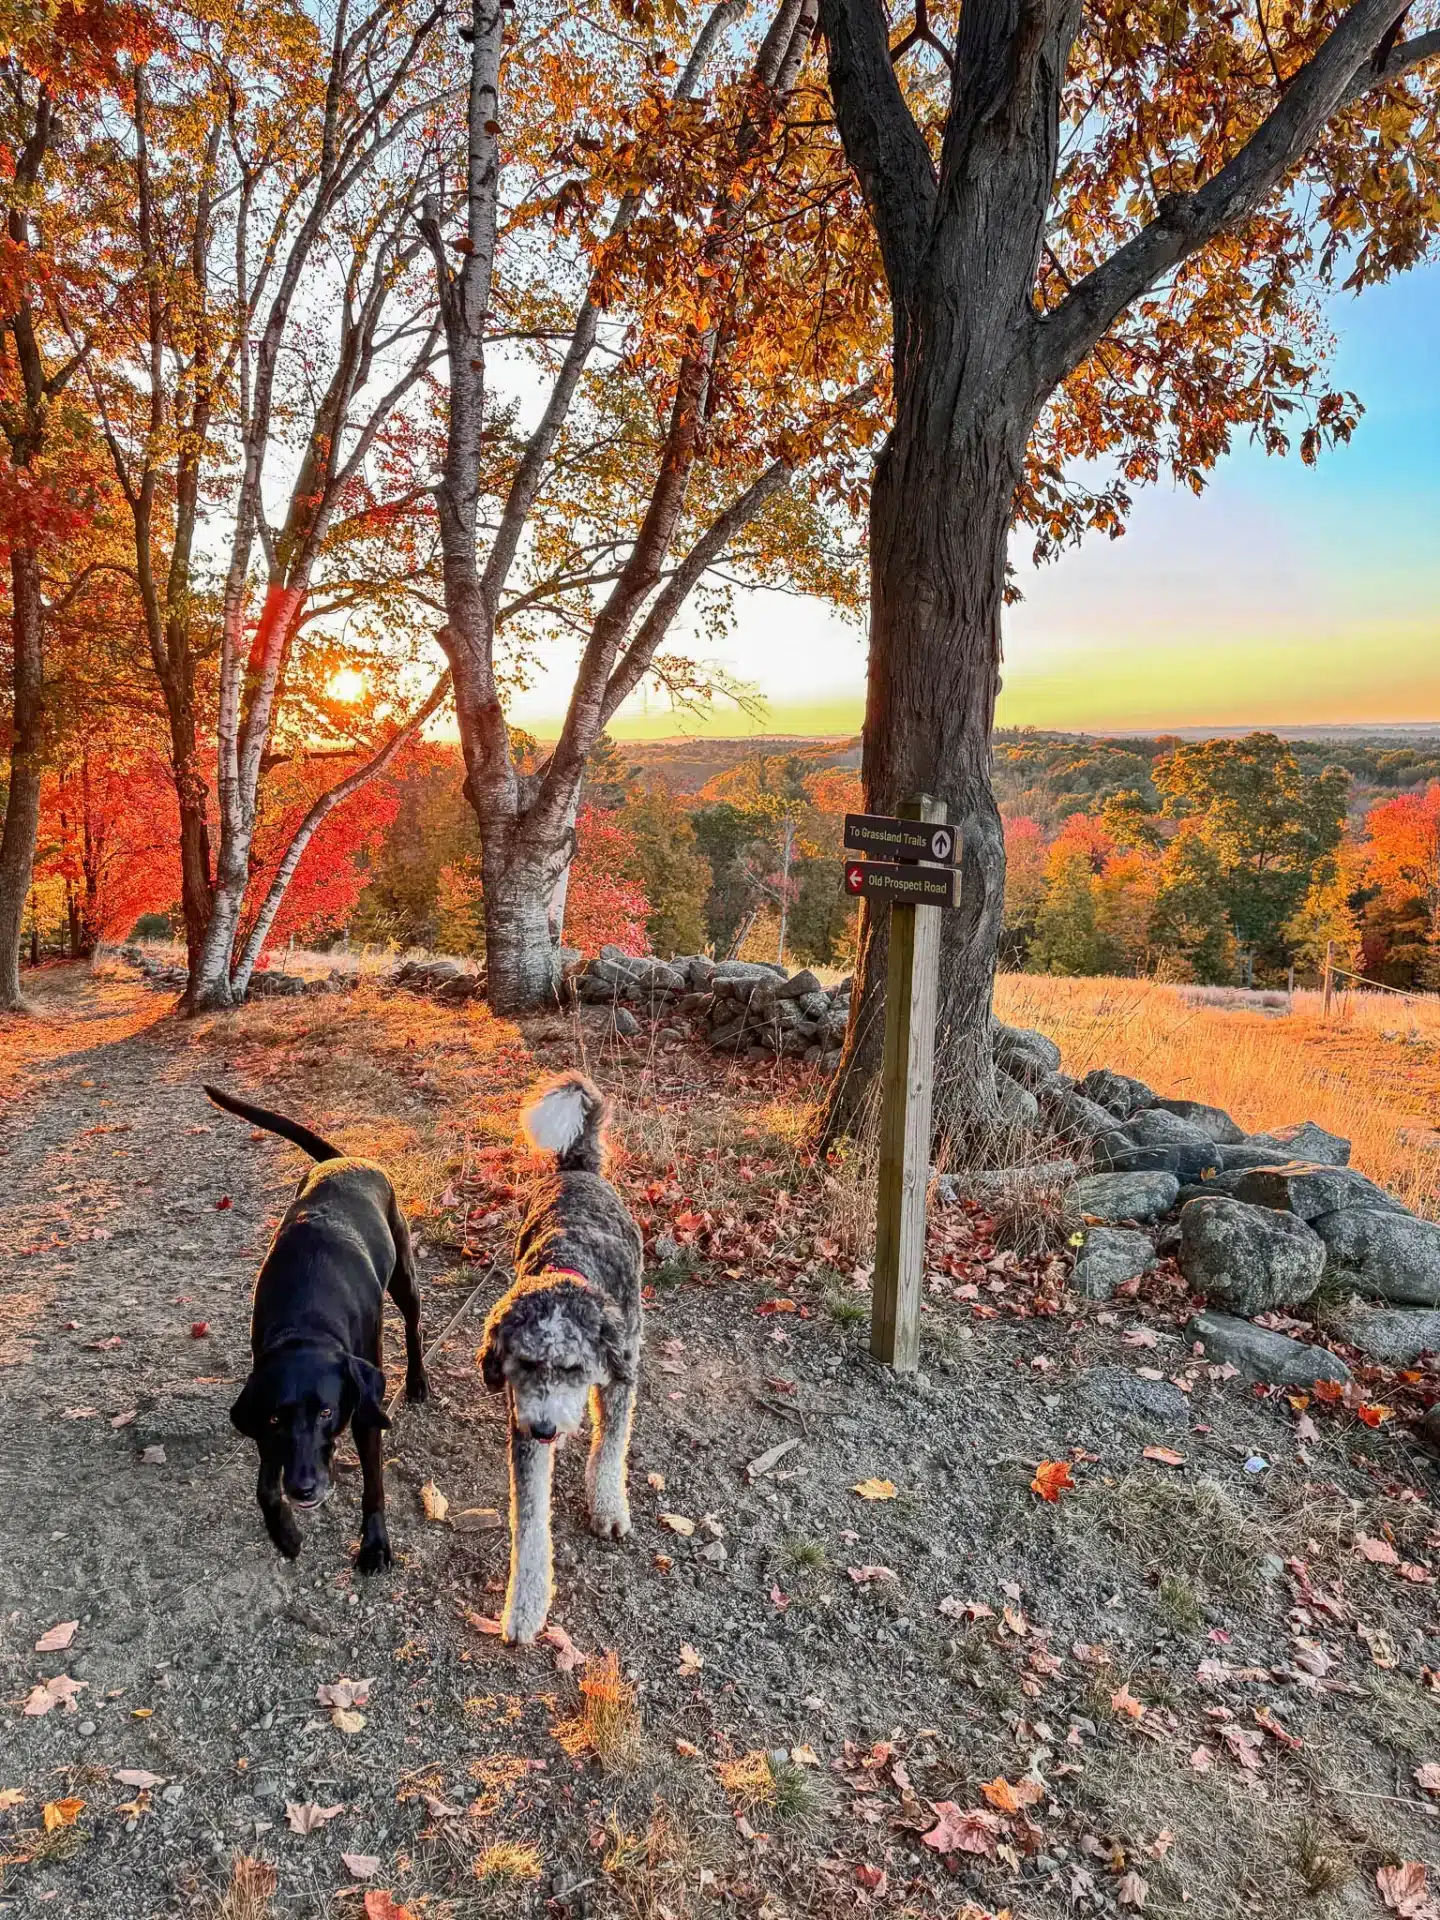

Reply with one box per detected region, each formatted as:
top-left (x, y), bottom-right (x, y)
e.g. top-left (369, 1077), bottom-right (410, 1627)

top-left (0, 549), bottom-right (45, 1011)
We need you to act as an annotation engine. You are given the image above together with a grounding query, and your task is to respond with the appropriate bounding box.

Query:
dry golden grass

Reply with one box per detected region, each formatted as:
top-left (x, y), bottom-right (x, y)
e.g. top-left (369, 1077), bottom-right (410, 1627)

top-left (996, 972), bottom-right (1440, 1215)
top-left (207, 1856), bottom-right (278, 1920)
top-left (553, 1652), bottom-right (641, 1770)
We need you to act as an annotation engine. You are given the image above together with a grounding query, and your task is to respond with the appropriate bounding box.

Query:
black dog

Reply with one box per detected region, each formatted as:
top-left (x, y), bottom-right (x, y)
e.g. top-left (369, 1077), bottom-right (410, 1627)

top-left (206, 1085), bottom-right (428, 1573)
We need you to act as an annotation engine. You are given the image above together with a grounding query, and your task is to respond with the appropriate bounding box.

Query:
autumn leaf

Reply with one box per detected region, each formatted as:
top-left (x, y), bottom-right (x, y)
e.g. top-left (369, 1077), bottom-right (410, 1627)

top-left (113, 1769), bottom-right (164, 1790)
top-left (190, 1321), bottom-right (209, 1338)
top-left (0, 1789), bottom-right (25, 1810)
top-left (286, 1801), bottom-right (344, 1834)
top-left (34, 1621), bottom-right (78, 1652)
top-left (317, 1677), bottom-right (372, 1712)
top-left (342, 1853), bottom-right (382, 1878)
top-left (1142, 1446), bottom-right (1185, 1467)
top-left (1355, 1402), bottom-right (1394, 1428)
top-left (1117, 1869), bottom-right (1149, 1909)
top-left (1110, 1684), bottom-right (1145, 1720)
top-left (332, 1709), bottom-right (366, 1735)
top-left (1355, 1534), bottom-right (1400, 1564)
top-left (42, 1797), bottom-right (85, 1832)
top-left (847, 1565), bottom-right (899, 1584)
top-left (1031, 1460), bottom-right (1075, 1502)
top-left (979, 1775), bottom-right (1044, 1812)
top-left (22, 1674), bottom-right (86, 1716)
top-left (542, 1624), bottom-right (586, 1674)
top-left (677, 1643), bottom-right (704, 1677)
top-left (364, 1894), bottom-right (417, 1920)
top-left (851, 1478), bottom-right (897, 1500)
top-left (921, 1802), bottom-right (1001, 1855)
top-left (140, 1445), bottom-right (166, 1465)
top-left (1189, 1746), bottom-right (1214, 1772)
top-left (1414, 1763), bottom-right (1440, 1794)
top-left (419, 1481), bottom-right (449, 1523)
top-left (659, 1511), bottom-right (696, 1535)
top-left (1377, 1861), bottom-right (1434, 1917)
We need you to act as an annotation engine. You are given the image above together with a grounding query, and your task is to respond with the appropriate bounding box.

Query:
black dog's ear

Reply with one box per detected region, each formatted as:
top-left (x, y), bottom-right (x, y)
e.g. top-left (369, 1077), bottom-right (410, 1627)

top-left (600, 1301), bottom-right (635, 1386)
top-left (347, 1356), bottom-right (391, 1433)
top-left (230, 1375), bottom-right (267, 1439)
top-left (478, 1306), bottom-right (508, 1392)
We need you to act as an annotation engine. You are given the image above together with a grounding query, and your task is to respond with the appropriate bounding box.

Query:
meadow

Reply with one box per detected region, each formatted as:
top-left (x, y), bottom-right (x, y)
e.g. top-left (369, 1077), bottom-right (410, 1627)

top-left (996, 973), bottom-right (1440, 1216)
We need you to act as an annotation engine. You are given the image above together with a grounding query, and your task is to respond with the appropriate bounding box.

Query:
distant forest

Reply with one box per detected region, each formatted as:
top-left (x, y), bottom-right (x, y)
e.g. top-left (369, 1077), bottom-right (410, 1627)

top-left (100, 726), bottom-right (1440, 993)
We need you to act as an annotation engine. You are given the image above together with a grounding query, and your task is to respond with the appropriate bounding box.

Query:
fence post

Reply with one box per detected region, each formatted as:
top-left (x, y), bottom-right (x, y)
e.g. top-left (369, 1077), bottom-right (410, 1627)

top-left (1321, 940), bottom-right (1335, 1021)
top-left (870, 793), bottom-right (947, 1373)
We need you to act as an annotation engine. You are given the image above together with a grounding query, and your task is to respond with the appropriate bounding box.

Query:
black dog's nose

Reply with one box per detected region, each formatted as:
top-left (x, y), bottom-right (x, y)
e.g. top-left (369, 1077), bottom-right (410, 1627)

top-left (530, 1423), bottom-right (557, 1443)
top-left (288, 1479), bottom-right (319, 1503)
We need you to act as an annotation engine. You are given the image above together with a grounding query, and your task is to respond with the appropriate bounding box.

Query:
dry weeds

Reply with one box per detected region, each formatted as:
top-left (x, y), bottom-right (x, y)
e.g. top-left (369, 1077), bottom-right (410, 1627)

top-left (996, 971), bottom-right (1440, 1214)
top-left (207, 1855), bottom-right (278, 1920)
top-left (553, 1653), bottom-right (642, 1771)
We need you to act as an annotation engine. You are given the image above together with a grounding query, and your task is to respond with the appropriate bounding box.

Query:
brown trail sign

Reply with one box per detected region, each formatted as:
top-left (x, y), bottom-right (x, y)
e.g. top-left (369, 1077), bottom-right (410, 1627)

top-left (844, 797), bottom-right (959, 1371)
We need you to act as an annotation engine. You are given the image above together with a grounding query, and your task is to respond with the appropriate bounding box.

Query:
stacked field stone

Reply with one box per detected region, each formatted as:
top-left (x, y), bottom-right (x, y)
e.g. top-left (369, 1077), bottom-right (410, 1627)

top-left (575, 947), bottom-right (851, 1068)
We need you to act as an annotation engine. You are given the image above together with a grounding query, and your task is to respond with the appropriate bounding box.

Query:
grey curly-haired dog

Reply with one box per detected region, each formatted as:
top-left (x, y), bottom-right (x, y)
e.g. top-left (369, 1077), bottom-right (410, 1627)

top-left (480, 1072), bottom-right (642, 1645)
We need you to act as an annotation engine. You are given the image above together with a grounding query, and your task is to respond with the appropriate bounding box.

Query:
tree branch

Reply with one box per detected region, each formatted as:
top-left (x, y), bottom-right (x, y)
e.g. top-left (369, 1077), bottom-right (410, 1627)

top-left (1038, 0), bottom-right (1435, 388)
top-left (816, 0), bottom-right (938, 300)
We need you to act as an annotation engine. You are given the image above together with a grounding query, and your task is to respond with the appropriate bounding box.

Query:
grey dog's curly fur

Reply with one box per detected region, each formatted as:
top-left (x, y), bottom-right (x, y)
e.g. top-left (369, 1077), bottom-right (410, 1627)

top-left (479, 1073), bottom-right (643, 1644)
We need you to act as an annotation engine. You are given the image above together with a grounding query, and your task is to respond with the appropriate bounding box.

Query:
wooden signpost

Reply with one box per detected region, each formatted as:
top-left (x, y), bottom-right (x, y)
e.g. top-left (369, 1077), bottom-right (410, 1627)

top-left (842, 796), bottom-right (960, 1372)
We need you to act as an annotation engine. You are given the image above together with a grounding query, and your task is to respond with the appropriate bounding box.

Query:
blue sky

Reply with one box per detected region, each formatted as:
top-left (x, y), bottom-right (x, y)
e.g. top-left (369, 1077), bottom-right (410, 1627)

top-left (511, 258), bottom-right (1440, 739)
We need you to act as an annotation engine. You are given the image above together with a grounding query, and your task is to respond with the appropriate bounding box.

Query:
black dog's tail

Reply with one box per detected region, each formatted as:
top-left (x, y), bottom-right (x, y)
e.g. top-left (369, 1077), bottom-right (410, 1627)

top-left (204, 1084), bottom-right (344, 1163)
top-left (521, 1071), bottom-right (609, 1173)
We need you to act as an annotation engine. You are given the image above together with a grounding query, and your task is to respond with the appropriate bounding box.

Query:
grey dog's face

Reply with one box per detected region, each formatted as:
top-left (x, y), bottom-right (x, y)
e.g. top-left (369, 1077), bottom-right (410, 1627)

top-left (493, 1303), bottom-right (609, 1442)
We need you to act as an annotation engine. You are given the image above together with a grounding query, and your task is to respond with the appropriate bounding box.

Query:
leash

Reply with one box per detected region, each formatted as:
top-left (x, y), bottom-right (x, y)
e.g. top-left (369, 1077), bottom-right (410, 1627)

top-left (384, 1256), bottom-right (506, 1422)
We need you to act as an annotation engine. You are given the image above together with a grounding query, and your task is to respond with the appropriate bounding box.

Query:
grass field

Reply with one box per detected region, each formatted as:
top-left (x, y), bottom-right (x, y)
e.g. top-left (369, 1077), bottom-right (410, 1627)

top-left (996, 972), bottom-right (1440, 1215)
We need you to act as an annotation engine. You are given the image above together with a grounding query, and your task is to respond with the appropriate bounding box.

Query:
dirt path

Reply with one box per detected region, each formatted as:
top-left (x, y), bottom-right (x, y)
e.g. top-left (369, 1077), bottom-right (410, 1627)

top-left (5, 967), bottom-right (1440, 1920)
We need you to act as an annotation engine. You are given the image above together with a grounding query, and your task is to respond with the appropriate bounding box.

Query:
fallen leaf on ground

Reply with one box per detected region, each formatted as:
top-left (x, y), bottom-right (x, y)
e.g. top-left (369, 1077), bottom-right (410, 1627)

top-left (852, 1478), bottom-right (897, 1501)
top-left (451, 1508), bottom-right (502, 1533)
top-left (854, 1862), bottom-right (887, 1894)
top-left (42, 1797), bottom-right (85, 1831)
top-left (646, 1472), bottom-right (665, 1491)
top-left (286, 1801), bottom-right (344, 1835)
top-left (110, 1410), bottom-right (135, 1428)
top-left (979, 1775), bottom-right (1043, 1812)
top-left (140, 1445), bottom-right (166, 1465)
top-left (1142, 1446), bottom-right (1185, 1467)
top-left (1221, 1726), bottom-right (1264, 1772)
top-left (1031, 1460), bottom-right (1075, 1502)
top-left (1415, 1763), bottom-right (1440, 1794)
top-left (675, 1737), bottom-right (701, 1757)
top-left (62, 1407), bottom-right (98, 1419)
top-left (332, 1709), bottom-right (366, 1735)
top-left (938, 1597), bottom-right (993, 1620)
top-left (746, 1437), bottom-right (800, 1479)
top-left (215, 1196), bottom-right (232, 1211)
top-left (419, 1481), bottom-right (449, 1523)
top-left (1117, 1869), bottom-right (1149, 1909)
top-left (659, 1512), bottom-right (696, 1536)
top-left (342, 1853), bottom-right (381, 1878)
top-left (0, 1789), bottom-right (25, 1809)
top-left (922, 1803), bottom-right (1001, 1855)
top-left (1111, 1685), bottom-right (1145, 1720)
top-left (113, 1769), bottom-right (164, 1790)
top-left (364, 1895), bottom-right (416, 1920)
top-left (1189, 1747), bottom-right (1214, 1772)
top-left (423, 1793), bottom-right (462, 1819)
top-left (542, 1623), bottom-right (586, 1673)
top-left (22, 1674), bottom-right (86, 1716)
top-left (1378, 1862), bottom-right (1434, 1917)
top-left (847, 1565), bottom-right (899, 1584)
top-left (678, 1643), bottom-right (704, 1677)
top-left (316, 1677), bottom-right (372, 1712)
top-left (35, 1621), bottom-right (78, 1652)
top-left (1355, 1535), bottom-right (1400, 1565)
top-left (190, 1321), bottom-right (209, 1338)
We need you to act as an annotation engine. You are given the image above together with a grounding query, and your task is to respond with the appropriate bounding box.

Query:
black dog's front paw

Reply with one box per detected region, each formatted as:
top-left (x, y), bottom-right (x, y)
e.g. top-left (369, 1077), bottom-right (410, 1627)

top-left (406, 1366), bottom-right (430, 1406)
top-left (355, 1520), bottom-right (393, 1575)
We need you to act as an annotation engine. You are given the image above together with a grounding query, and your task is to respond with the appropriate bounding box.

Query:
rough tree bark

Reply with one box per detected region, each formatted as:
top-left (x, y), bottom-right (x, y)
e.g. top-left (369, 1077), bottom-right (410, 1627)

top-left (426, 0), bottom-right (829, 1013)
top-left (816, 0), bottom-right (1440, 1149)
top-left (0, 549), bottom-right (45, 1008)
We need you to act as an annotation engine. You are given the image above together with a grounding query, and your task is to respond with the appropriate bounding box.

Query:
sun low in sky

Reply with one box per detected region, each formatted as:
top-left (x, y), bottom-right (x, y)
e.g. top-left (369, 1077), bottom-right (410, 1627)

top-left (510, 263), bottom-right (1439, 741)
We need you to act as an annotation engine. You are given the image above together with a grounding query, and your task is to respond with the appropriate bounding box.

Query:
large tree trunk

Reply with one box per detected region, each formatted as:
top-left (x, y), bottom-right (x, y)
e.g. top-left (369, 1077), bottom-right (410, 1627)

top-left (0, 548), bottom-right (45, 1012)
top-left (824, 363), bottom-right (1029, 1150)
top-left (483, 852), bottom-right (565, 1013)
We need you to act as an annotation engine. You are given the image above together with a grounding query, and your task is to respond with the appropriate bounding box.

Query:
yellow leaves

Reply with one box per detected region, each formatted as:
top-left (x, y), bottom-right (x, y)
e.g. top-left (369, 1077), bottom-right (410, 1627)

top-left (851, 1478), bottom-right (897, 1501)
top-left (1110, 1684), bottom-right (1146, 1720)
top-left (979, 1775), bottom-right (1043, 1813)
top-left (42, 1797), bottom-right (85, 1831)
top-left (419, 1481), bottom-right (449, 1523)
top-left (659, 1511), bottom-right (696, 1535)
